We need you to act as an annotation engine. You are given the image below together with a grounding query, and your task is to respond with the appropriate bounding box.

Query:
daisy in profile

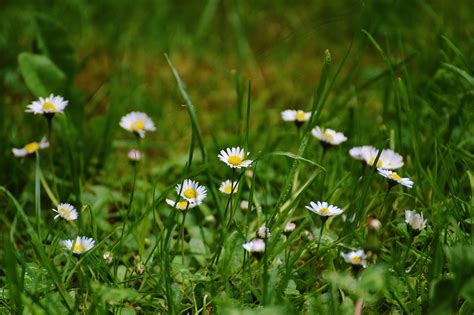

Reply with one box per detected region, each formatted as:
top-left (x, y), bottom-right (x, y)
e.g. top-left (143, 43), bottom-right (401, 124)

top-left (281, 109), bottom-right (311, 127)
top-left (62, 236), bottom-right (95, 254)
top-left (176, 179), bottom-right (207, 205)
top-left (405, 210), bottom-right (427, 232)
top-left (12, 138), bottom-right (49, 157)
top-left (257, 226), bottom-right (271, 238)
top-left (311, 126), bottom-right (347, 146)
top-left (362, 147), bottom-right (404, 169)
top-left (218, 147), bottom-right (253, 169)
top-left (219, 180), bottom-right (239, 194)
top-left (128, 149), bottom-right (142, 163)
top-left (305, 201), bottom-right (343, 217)
top-left (243, 239), bottom-right (265, 258)
top-left (52, 203), bottom-right (78, 221)
top-left (349, 145), bottom-right (375, 160)
top-left (284, 222), bottom-right (296, 236)
top-left (26, 94), bottom-right (68, 117)
top-left (377, 169), bottom-right (413, 188)
top-left (119, 112), bottom-right (156, 138)
top-left (165, 198), bottom-right (197, 210)
top-left (342, 249), bottom-right (367, 267)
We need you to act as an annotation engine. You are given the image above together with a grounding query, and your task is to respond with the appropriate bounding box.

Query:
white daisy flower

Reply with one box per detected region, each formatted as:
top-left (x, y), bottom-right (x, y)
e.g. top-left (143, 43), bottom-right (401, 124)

top-left (12, 138), bottom-right (49, 157)
top-left (342, 249), bottom-right (367, 267)
top-left (405, 210), bottom-right (427, 232)
top-left (311, 126), bottom-right (347, 145)
top-left (119, 111), bottom-right (156, 138)
top-left (349, 145), bottom-right (376, 160)
top-left (52, 203), bottom-right (78, 221)
top-left (305, 201), bottom-right (344, 217)
top-left (377, 169), bottom-right (413, 188)
top-left (242, 239), bottom-right (265, 254)
top-left (257, 226), bottom-right (271, 238)
top-left (218, 147), bottom-right (253, 169)
top-left (128, 149), bottom-right (142, 162)
top-left (219, 180), bottom-right (239, 194)
top-left (240, 200), bottom-right (249, 210)
top-left (26, 94), bottom-right (68, 115)
top-left (103, 251), bottom-right (113, 264)
top-left (165, 198), bottom-right (197, 210)
top-left (281, 109), bottom-right (311, 126)
top-left (62, 236), bottom-right (95, 254)
top-left (362, 147), bottom-right (404, 169)
top-left (176, 179), bottom-right (207, 204)
top-left (284, 222), bottom-right (296, 235)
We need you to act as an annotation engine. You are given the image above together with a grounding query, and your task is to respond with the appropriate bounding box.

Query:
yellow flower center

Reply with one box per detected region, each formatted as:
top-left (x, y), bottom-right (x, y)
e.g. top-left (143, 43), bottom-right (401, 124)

top-left (59, 208), bottom-right (71, 216)
top-left (295, 111), bottom-right (306, 121)
top-left (183, 188), bottom-right (197, 199)
top-left (224, 185), bottom-right (233, 193)
top-left (42, 102), bottom-right (56, 111)
top-left (228, 155), bottom-right (243, 166)
top-left (24, 142), bottom-right (39, 153)
top-left (351, 256), bottom-right (362, 264)
top-left (74, 243), bottom-right (84, 252)
top-left (177, 201), bottom-right (189, 208)
top-left (132, 120), bottom-right (145, 132)
top-left (388, 173), bottom-right (401, 181)
top-left (368, 158), bottom-right (383, 168)
top-left (322, 131), bottom-right (334, 141)
top-left (320, 207), bottom-right (330, 214)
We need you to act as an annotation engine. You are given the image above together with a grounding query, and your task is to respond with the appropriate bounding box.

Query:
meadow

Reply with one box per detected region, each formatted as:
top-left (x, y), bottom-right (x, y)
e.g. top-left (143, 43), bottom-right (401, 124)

top-left (0, 0), bottom-right (473, 314)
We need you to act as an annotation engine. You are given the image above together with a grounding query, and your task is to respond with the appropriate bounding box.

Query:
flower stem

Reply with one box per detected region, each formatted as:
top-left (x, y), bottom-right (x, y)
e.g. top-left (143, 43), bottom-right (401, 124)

top-left (35, 152), bottom-right (41, 236)
top-left (316, 219), bottom-right (326, 255)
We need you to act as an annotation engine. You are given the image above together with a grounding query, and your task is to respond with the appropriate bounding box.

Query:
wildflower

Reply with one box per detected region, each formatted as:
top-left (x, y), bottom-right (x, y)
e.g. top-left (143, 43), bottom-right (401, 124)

top-left (302, 230), bottom-right (314, 242)
top-left (342, 249), bottom-right (368, 267)
top-left (281, 109), bottom-right (311, 127)
top-left (362, 147), bottom-right (404, 169)
top-left (367, 217), bottom-right (382, 231)
top-left (26, 94), bottom-right (68, 116)
top-left (128, 149), bottom-right (142, 162)
top-left (305, 201), bottom-right (343, 217)
top-left (243, 239), bottom-right (265, 258)
top-left (405, 210), bottom-right (427, 232)
top-left (166, 198), bottom-right (197, 210)
top-left (311, 126), bottom-right (347, 145)
top-left (218, 147), bottom-right (253, 169)
top-left (52, 203), bottom-right (78, 221)
top-left (135, 263), bottom-right (145, 275)
top-left (284, 222), bottom-right (296, 236)
top-left (240, 200), bottom-right (249, 211)
top-left (103, 251), bottom-right (113, 264)
top-left (119, 112), bottom-right (156, 138)
top-left (377, 169), bottom-right (413, 188)
top-left (257, 226), bottom-right (271, 238)
top-left (12, 138), bottom-right (49, 157)
top-left (62, 236), bottom-right (95, 254)
top-left (349, 145), bottom-right (375, 160)
top-left (176, 179), bottom-right (207, 204)
top-left (219, 180), bottom-right (239, 194)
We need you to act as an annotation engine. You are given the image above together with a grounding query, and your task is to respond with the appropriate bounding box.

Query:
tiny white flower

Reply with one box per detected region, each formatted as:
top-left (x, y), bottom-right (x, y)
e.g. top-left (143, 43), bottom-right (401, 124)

top-left (62, 236), bottom-right (95, 254)
top-left (119, 111), bottom-right (156, 138)
top-left (377, 169), bottom-right (413, 188)
top-left (103, 251), bottom-right (113, 264)
top-left (311, 126), bottom-right (347, 145)
top-left (176, 179), bottom-right (207, 204)
top-left (128, 149), bottom-right (142, 162)
top-left (305, 201), bottom-right (343, 217)
top-left (26, 94), bottom-right (68, 115)
top-left (257, 226), bottom-right (271, 238)
top-left (52, 203), bottom-right (78, 221)
top-left (240, 200), bottom-right (249, 210)
top-left (349, 146), bottom-right (376, 160)
top-left (166, 198), bottom-right (197, 210)
top-left (342, 249), bottom-right (367, 267)
top-left (284, 222), bottom-right (296, 235)
top-left (405, 210), bottom-right (427, 232)
top-left (281, 109), bottom-right (311, 125)
top-left (218, 147), bottom-right (253, 169)
top-left (219, 180), bottom-right (239, 194)
top-left (12, 138), bottom-right (49, 157)
top-left (362, 147), bottom-right (404, 169)
top-left (367, 217), bottom-right (382, 231)
top-left (242, 239), bottom-right (265, 254)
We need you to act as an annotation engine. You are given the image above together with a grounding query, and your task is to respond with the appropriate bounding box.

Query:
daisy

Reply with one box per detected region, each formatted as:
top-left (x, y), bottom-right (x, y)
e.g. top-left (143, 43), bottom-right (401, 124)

top-left (405, 210), bottom-right (427, 232)
top-left (218, 147), bottom-right (253, 169)
top-left (175, 179), bottom-right (207, 204)
top-left (311, 126), bottom-right (347, 145)
top-left (103, 251), bottom-right (113, 264)
top-left (26, 94), bottom-right (68, 116)
top-left (242, 239), bottom-right (265, 258)
top-left (12, 138), bottom-right (49, 157)
top-left (219, 180), bottom-right (239, 194)
top-left (240, 200), bottom-right (249, 210)
top-left (349, 145), bottom-right (376, 160)
top-left (257, 226), bottom-right (271, 238)
top-left (305, 201), bottom-right (344, 217)
top-left (128, 149), bottom-right (142, 162)
top-left (165, 198), bottom-right (197, 210)
top-left (342, 249), bottom-right (367, 267)
top-left (377, 169), bottom-right (413, 188)
top-left (119, 112), bottom-right (156, 138)
top-left (52, 203), bottom-right (78, 221)
top-left (62, 236), bottom-right (95, 254)
top-left (284, 222), bottom-right (296, 236)
top-left (362, 147), bottom-right (404, 169)
top-left (281, 109), bottom-right (311, 127)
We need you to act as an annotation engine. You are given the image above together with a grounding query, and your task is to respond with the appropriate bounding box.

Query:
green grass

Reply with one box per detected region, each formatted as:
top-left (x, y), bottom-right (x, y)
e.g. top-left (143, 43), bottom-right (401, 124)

top-left (1, 0), bottom-right (473, 314)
